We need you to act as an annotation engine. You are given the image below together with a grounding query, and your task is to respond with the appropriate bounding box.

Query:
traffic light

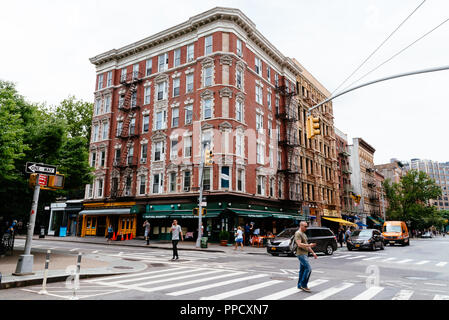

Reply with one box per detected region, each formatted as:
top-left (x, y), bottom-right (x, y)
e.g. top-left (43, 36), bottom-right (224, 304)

top-left (193, 208), bottom-right (207, 216)
top-left (47, 173), bottom-right (65, 189)
top-left (205, 149), bottom-right (213, 166)
top-left (306, 115), bottom-right (321, 139)
top-left (29, 173), bottom-right (38, 188)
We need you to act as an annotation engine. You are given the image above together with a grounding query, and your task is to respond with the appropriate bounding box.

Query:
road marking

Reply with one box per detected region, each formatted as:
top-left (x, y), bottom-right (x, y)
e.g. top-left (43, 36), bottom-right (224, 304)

top-left (168, 274), bottom-right (266, 296)
top-left (86, 267), bottom-right (191, 283)
top-left (415, 260), bottom-right (430, 265)
top-left (382, 257), bottom-right (397, 262)
top-left (396, 259), bottom-right (413, 264)
top-left (257, 279), bottom-right (329, 300)
top-left (436, 262), bottom-right (448, 267)
top-left (92, 250), bottom-right (99, 254)
top-left (69, 248), bottom-right (79, 252)
top-left (434, 294), bottom-right (449, 300)
top-left (392, 290), bottom-right (414, 300)
top-left (424, 283), bottom-right (447, 287)
top-left (114, 268), bottom-right (210, 284)
top-left (201, 280), bottom-right (282, 300)
top-left (362, 256), bottom-right (382, 261)
top-left (332, 255), bottom-right (351, 259)
top-left (346, 255), bottom-right (366, 260)
top-left (352, 286), bottom-right (384, 300)
top-left (304, 282), bottom-right (354, 300)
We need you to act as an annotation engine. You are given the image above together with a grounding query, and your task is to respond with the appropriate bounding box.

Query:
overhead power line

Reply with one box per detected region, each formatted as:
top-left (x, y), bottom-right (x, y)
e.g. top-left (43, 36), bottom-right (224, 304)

top-left (331, 0), bottom-right (427, 95)
top-left (337, 16), bottom-right (449, 94)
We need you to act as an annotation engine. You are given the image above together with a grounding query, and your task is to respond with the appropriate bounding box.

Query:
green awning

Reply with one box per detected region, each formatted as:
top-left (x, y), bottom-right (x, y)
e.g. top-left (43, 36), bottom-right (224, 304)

top-left (228, 209), bottom-right (272, 218)
top-left (367, 216), bottom-right (382, 226)
top-left (142, 209), bottom-right (222, 219)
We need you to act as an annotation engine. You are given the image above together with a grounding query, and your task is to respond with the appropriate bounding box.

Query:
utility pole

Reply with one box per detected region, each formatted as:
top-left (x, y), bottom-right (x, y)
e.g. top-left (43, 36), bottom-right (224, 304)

top-left (195, 143), bottom-right (206, 248)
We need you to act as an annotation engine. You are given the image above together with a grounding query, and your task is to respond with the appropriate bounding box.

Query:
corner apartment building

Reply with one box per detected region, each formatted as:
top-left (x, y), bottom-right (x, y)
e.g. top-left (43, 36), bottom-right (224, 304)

top-left (403, 159), bottom-right (449, 211)
top-left (335, 128), bottom-right (355, 219)
top-left (81, 7), bottom-right (339, 240)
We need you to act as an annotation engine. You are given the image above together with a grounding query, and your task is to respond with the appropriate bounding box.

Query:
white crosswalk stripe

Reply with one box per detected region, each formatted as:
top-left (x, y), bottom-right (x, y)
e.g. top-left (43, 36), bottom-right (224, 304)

top-left (382, 257), bottom-right (397, 262)
top-left (415, 260), bottom-right (430, 265)
top-left (201, 280), bottom-right (283, 300)
top-left (304, 283), bottom-right (354, 300)
top-left (332, 254), bottom-right (351, 259)
top-left (436, 262), bottom-right (448, 267)
top-left (433, 294), bottom-right (449, 300)
top-left (257, 279), bottom-right (329, 300)
top-left (362, 256), bottom-right (382, 261)
top-left (86, 267), bottom-right (192, 283)
top-left (392, 290), bottom-right (414, 300)
top-left (352, 286), bottom-right (384, 300)
top-left (396, 259), bottom-right (413, 264)
top-left (346, 255), bottom-right (366, 260)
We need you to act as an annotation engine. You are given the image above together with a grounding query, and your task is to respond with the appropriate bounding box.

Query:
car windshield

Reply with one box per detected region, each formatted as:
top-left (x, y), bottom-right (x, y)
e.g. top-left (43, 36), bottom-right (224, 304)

top-left (384, 225), bottom-right (401, 233)
top-left (351, 230), bottom-right (372, 238)
top-left (276, 229), bottom-right (297, 238)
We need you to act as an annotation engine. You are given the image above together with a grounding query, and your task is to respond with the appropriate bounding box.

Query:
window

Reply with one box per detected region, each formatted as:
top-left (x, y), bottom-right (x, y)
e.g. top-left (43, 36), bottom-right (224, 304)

top-left (152, 173), bottom-right (163, 194)
top-left (97, 74), bottom-right (103, 90)
top-left (170, 139), bottom-right (178, 159)
top-left (236, 39), bottom-right (242, 56)
top-left (125, 176), bottom-right (132, 196)
top-left (102, 122), bottom-right (109, 140)
top-left (141, 143), bottom-right (148, 161)
top-left (114, 149), bottom-right (121, 164)
top-left (129, 118), bottom-right (136, 136)
top-left (146, 58), bottom-right (152, 76)
top-left (270, 178), bottom-right (274, 197)
top-left (131, 91), bottom-right (137, 108)
top-left (185, 105), bottom-right (193, 124)
top-left (268, 120), bottom-right (272, 138)
top-left (157, 81), bottom-right (167, 101)
top-left (236, 134), bottom-right (243, 157)
top-left (132, 64), bottom-right (139, 79)
top-left (205, 35), bottom-right (213, 55)
top-left (97, 179), bottom-right (103, 198)
top-left (275, 73), bottom-right (279, 86)
top-left (221, 166), bottom-right (230, 189)
top-left (236, 69), bottom-right (242, 89)
top-left (277, 124), bottom-right (280, 142)
top-left (87, 184), bottom-right (93, 198)
top-left (95, 99), bottom-right (101, 115)
top-left (184, 136), bottom-right (192, 157)
top-left (107, 71), bottom-right (112, 87)
top-left (171, 108), bottom-right (179, 128)
top-left (278, 150), bottom-right (282, 169)
top-left (158, 53), bottom-right (168, 72)
top-left (127, 146), bottom-right (134, 165)
top-left (187, 44), bottom-right (194, 62)
top-left (232, 101), bottom-right (242, 125)
top-left (186, 74), bottom-right (194, 93)
top-left (173, 78), bottom-right (180, 97)
top-left (203, 99), bottom-right (212, 119)
top-left (104, 96), bottom-right (111, 113)
top-left (257, 176), bottom-right (265, 195)
top-left (255, 85), bottom-right (263, 104)
top-left (267, 67), bottom-right (271, 81)
top-left (93, 124), bottom-right (99, 142)
top-left (203, 167), bottom-right (211, 190)
top-left (256, 114), bottom-right (263, 132)
top-left (139, 175), bottom-right (146, 195)
top-left (204, 66), bottom-right (213, 87)
top-left (255, 57), bottom-right (262, 76)
top-left (116, 121), bottom-right (123, 137)
top-left (269, 148), bottom-right (273, 168)
top-left (154, 141), bottom-right (164, 161)
top-left (144, 87), bottom-right (151, 105)
top-left (91, 152), bottom-right (96, 167)
top-left (121, 67), bottom-right (127, 82)
top-left (166, 172), bottom-right (176, 193)
top-left (257, 143), bottom-right (264, 164)
top-left (184, 171), bottom-right (191, 191)
top-left (267, 93), bottom-right (272, 110)
top-left (237, 169), bottom-right (244, 191)
top-left (174, 48), bottom-right (181, 67)
top-left (156, 110), bottom-right (166, 130)
top-left (275, 97), bottom-right (280, 114)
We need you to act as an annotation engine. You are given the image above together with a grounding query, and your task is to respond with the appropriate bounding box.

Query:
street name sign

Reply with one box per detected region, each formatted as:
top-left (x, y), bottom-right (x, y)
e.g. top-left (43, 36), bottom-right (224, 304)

top-left (25, 162), bottom-right (57, 175)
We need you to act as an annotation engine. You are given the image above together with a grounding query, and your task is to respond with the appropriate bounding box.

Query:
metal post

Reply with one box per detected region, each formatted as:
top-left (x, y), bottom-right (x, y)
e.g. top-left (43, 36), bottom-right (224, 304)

top-left (71, 252), bottom-right (82, 300)
top-left (39, 249), bottom-right (51, 294)
top-left (196, 144), bottom-right (206, 248)
top-left (14, 178), bottom-right (41, 275)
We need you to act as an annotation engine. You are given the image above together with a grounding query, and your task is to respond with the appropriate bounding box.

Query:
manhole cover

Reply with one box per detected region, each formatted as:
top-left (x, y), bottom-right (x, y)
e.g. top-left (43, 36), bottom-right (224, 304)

top-left (113, 266), bottom-right (133, 269)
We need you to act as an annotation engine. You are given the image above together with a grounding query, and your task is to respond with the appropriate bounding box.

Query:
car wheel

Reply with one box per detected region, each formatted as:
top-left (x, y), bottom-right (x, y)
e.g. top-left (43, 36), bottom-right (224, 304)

top-left (325, 244), bottom-right (334, 255)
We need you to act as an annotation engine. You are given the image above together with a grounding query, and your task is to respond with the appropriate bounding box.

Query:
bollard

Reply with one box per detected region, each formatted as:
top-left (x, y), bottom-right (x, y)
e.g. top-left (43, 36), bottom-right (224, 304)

top-left (38, 249), bottom-right (51, 294)
top-left (70, 252), bottom-right (82, 300)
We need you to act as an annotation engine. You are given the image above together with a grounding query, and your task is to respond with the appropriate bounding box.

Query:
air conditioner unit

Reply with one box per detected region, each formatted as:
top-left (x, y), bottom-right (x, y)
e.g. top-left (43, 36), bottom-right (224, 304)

top-left (184, 187), bottom-right (190, 192)
top-left (140, 158), bottom-right (147, 164)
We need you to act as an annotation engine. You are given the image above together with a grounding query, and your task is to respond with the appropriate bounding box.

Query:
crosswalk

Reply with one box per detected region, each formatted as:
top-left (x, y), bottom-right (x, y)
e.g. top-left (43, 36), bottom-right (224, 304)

top-left (104, 250), bottom-right (223, 264)
top-left (83, 266), bottom-right (449, 301)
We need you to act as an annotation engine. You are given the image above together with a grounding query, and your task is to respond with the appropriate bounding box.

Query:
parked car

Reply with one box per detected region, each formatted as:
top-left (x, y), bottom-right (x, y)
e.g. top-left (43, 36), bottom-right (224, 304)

top-left (267, 227), bottom-right (338, 256)
top-left (421, 231), bottom-right (433, 238)
top-left (347, 229), bottom-right (384, 251)
top-left (382, 221), bottom-right (410, 246)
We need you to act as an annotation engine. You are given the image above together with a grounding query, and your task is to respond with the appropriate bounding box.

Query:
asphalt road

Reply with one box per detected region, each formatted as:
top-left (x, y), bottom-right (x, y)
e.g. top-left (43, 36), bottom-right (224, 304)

top-left (2, 236), bottom-right (449, 300)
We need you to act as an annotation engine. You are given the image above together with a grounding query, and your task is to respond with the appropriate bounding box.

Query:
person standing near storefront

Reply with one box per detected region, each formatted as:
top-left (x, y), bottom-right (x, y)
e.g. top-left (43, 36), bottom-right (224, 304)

top-left (107, 225), bottom-right (114, 244)
top-left (295, 221), bottom-right (317, 293)
top-left (234, 226), bottom-right (244, 251)
top-left (244, 223), bottom-right (251, 246)
top-left (143, 220), bottom-right (151, 245)
top-left (170, 220), bottom-right (183, 260)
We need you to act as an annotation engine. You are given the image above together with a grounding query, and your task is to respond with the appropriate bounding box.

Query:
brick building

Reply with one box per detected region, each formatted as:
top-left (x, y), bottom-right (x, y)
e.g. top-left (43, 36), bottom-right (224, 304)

top-left (81, 7), bottom-right (340, 241)
top-left (335, 128), bottom-right (355, 220)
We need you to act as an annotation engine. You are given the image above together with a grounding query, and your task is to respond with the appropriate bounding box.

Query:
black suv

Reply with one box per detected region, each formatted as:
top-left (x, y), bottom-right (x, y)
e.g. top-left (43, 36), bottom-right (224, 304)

top-left (267, 227), bottom-right (338, 256)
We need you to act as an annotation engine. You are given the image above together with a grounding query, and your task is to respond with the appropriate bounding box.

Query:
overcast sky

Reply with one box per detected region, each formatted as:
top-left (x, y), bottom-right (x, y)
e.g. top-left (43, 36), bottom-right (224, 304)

top-left (1, 0), bottom-right (448, 165)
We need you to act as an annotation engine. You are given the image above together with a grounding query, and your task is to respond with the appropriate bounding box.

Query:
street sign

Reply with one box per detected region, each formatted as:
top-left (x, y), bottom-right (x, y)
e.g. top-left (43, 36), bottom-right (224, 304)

top-left (38, 175), bottom-right (48, 186)
top-left (25, 162), bottom-right (57, 175)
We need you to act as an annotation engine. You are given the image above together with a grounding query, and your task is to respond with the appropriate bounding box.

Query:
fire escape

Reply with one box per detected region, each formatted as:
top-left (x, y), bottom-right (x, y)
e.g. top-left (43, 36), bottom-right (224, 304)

top-left (111, 70), bottom-right (142, 198)
top-left (275, 82), bottom-right (302, 202)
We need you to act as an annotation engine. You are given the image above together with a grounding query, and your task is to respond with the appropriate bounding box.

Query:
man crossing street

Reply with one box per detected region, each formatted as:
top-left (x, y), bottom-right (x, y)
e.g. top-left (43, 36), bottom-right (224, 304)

top-left (295, 221), bottom-right (317, 293)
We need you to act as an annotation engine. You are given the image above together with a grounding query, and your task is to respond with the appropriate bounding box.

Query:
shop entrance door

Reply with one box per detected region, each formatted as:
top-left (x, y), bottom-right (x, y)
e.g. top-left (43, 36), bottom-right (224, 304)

top-left (85, 216), bottom-right (98, 236)
top-left (118, 215), bottom-right (136, 237)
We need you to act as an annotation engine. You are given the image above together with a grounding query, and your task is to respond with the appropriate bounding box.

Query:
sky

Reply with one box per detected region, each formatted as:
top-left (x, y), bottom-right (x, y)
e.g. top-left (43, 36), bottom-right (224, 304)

top-left (1, 0), bottom-right (448, 165)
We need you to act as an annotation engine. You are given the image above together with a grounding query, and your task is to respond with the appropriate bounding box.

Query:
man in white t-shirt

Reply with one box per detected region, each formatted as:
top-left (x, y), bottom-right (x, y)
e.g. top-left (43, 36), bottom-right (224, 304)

top-left (171, 220), bottom-right (183, 260)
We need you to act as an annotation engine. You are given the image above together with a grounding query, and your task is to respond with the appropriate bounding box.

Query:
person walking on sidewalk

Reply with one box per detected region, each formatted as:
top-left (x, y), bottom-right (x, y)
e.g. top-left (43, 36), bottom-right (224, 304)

top-left (234, 226), bottom-right (244, 251)
top-left (107, 225), bottom-right (114, 244)
top-left (143, 220), bottom-right (151, 245)
top-left (170, 220), bottom-right (183, 260)
top-left (338, 227), bottom-right (344, 248)
top-left (295, 221), bottom-right (317, 293)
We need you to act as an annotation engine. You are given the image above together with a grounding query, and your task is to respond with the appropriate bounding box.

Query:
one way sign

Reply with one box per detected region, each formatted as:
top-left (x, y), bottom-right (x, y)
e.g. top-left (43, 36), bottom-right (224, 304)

top-left (25, 162), bottom-right (57, 175)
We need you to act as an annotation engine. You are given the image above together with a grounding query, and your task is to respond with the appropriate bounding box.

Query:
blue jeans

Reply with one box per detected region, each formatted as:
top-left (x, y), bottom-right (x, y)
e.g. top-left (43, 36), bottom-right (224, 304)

top-left (297, 254), bottom-right (312, 288)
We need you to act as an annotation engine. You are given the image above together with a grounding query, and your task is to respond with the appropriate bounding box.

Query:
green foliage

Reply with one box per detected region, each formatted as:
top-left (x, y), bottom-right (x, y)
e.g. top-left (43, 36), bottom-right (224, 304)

top-left (383, 170), bottom-right (443, 229)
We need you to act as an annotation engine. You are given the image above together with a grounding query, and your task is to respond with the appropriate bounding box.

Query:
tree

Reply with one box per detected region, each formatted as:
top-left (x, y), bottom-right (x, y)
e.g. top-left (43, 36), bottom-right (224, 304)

top-left (383, 170), bottom-right (442, 230)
